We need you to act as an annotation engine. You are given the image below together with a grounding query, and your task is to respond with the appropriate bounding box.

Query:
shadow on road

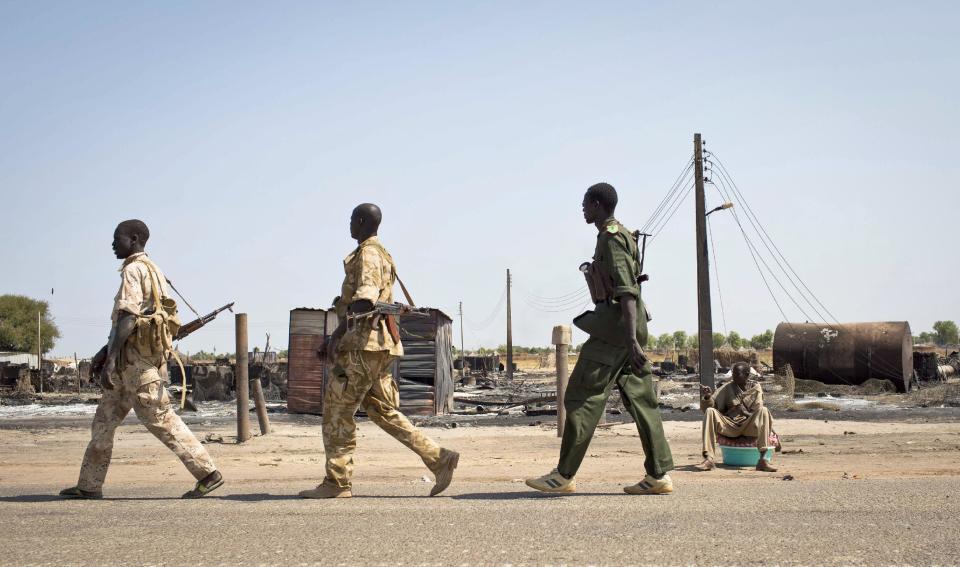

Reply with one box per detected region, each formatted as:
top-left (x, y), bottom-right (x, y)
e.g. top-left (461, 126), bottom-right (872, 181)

top-left (0, 494), bottom-right (65, 503)
top-left (451, 491), bottom-right (621, 500)
top-left (219, 493), bottom-right (303, 502)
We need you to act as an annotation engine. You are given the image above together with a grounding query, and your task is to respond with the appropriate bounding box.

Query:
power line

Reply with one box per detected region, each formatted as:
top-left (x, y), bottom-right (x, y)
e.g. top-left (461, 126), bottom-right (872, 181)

top-left (712, 175), bottom-right (818, 323)
top-left (464, 284), bottom-right (508, 330)
top-left (707, 216), bottom-right (728, 335)
top-left (648, 180), bottom-right (696, 244)
top-left (711, 163), bottom-right (829, 324)
top-left (708, 152), bottom-right (840, 325)
top-left (641, 156), bottom-right (695, 234)
top-left (519, 285), bottom-right (590, 304)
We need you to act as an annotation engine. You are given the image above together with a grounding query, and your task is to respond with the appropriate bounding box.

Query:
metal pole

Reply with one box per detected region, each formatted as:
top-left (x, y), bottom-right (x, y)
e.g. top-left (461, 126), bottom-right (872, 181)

top-left (552, 325), bottom-right (571, 438)
top-left (694, 133), bottom-right (716, 391)
top-left (506, 269), bottom-right (513, 382)
top-left (235, 313), bottom-right (251, 442)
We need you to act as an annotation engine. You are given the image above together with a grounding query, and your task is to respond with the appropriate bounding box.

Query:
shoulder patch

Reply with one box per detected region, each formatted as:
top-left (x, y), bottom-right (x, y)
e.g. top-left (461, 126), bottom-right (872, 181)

top-left (606, 224), bottom-right (619, 234)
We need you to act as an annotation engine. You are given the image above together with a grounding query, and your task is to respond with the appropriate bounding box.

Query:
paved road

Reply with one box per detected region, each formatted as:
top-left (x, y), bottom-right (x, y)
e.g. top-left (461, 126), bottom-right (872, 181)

top-left (2, 478), bottom-right (957, 565)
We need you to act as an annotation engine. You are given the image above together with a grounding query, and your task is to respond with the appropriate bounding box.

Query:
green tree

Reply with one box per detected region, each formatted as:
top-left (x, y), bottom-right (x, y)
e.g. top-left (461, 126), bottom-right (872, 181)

top-left (645, 334), bottom-right (656, 350)
top-left (672, 331), bottom-right (687, 350)
top-left (915, 332), bottom-right (936, 345)
top-left (656, 333), bottom-right (673, 352)
top-left (750, 329), bottom-right (774, 350)
top-left (688, 333), bottom-right (699, 349)
top-left (712, 332), bottom-right (727, 348)
top-left (727, 331), bottom-right (743, 349)
top-left (933, 321), bottom-right (959, 345)
top-left (0, 295), bottom-right (60, 353)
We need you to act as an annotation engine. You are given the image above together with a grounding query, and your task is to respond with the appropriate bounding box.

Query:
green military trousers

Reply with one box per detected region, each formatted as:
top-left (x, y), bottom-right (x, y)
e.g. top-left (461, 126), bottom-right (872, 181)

top-left (558, 336), bottom-right (674, 479)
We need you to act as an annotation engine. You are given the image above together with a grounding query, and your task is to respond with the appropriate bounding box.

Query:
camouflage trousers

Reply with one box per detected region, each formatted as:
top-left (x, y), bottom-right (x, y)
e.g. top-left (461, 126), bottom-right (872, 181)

top-left (323, 350), bottom-right (441, 488)
top-left (77, 363), bottom-right (217, 492)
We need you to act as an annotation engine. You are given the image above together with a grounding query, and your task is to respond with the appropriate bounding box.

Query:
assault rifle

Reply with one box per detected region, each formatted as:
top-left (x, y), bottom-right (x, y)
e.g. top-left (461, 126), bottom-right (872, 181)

top-left (175, 302), bottom-right (235, 341)
top-left (345, 301), bottom-right (430, 342)
top-left (346, 301), bottom-right (430, 325)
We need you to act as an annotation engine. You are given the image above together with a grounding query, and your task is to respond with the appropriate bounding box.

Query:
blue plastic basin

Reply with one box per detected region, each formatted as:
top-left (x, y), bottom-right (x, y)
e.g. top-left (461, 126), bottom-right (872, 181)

top-left (720, 445), bottom-right (774, 467)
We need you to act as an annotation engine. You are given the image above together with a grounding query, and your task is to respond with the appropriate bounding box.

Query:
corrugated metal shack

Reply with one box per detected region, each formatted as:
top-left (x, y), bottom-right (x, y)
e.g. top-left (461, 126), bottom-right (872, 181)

top-left (393, 309), bottom-right (455, 415)
top-left (287, 308), bottom-right (336, 414)
top-left (286, 307), bottom-right (455, 416)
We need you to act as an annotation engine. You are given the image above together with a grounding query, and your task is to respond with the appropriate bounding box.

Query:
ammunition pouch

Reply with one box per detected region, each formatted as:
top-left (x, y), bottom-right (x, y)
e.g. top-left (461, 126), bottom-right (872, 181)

top-left (131, 260), bottom-right (182, 361)
top-left (579, 261), bottom-right (614, 304)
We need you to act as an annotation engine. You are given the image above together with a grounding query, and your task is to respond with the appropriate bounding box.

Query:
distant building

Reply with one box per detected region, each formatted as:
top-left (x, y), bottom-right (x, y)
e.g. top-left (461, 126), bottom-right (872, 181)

top-left (0, 352), bottom-right (39, 369)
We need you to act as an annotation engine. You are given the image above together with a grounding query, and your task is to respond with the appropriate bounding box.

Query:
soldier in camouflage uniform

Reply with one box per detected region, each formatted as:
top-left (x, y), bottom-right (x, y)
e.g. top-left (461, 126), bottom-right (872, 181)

top-left (60, 220), bottom-right (222, 500)
top-left (299, 204), bottom-right (459, 499)
top-left (526, 183), bottom-right (675, 495)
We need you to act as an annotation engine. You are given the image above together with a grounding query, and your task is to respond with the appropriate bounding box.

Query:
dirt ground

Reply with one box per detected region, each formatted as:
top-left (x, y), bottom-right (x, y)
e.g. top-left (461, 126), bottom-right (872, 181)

top-left (2, 413), bottom-right (959, 490)
top-left (2, 411), bottom-right (960, 565)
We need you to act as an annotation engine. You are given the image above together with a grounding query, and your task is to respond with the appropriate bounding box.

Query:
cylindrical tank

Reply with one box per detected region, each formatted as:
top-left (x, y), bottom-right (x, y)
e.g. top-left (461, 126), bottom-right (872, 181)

top-left (773, 322), bottom-right (913, 392)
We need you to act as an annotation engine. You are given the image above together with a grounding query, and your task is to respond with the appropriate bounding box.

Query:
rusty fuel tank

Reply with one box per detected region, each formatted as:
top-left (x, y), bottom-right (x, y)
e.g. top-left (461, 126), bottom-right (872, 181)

top-left (772, 322), bottom-right (913, 392)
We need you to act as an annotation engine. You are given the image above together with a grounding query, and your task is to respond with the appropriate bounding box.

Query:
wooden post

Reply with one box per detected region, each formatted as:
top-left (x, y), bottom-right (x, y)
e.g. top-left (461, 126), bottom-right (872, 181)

top-left (235, 313), bottom-right (251, 442)
top-left (552, 325), bottom-right (571, 437)
top-left (506, 269), bottom-right (513, 382)
top-left (458, 301), bottom-right (465, 380)
top-left (37, 311), bottom-right (42, 394)
top-left (251, 377), bottom-right (271, 435)
top-left (74, 352), bottom-right (80, 396)
top-left (694, 133), bottom-right (716, 391)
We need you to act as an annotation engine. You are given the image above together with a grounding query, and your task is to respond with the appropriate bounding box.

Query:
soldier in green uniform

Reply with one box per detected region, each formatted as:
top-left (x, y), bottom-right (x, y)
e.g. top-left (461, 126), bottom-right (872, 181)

top-left (526, 183), bottom-right (675, 495)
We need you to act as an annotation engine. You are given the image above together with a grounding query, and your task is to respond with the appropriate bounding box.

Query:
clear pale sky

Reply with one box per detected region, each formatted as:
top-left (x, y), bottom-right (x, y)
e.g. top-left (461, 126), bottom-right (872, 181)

top-left (2, 1), bottom-right (957, 357)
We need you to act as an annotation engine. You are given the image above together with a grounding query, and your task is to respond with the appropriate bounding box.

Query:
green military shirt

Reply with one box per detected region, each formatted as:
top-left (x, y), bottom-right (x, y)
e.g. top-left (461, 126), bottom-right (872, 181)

top-left (593, 217), bottom-right (641, 301)
top-left (574, 217), bottom-right (648, 348)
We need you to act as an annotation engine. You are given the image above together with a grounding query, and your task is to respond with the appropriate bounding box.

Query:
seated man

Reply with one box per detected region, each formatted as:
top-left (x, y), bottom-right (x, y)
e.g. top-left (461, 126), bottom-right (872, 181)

top-left (698, 362), bottom-right (778, 472)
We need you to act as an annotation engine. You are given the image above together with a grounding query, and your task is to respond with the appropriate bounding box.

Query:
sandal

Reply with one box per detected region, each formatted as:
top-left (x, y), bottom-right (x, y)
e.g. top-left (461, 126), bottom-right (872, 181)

top-left (182, 470), bottom-right (223, 499)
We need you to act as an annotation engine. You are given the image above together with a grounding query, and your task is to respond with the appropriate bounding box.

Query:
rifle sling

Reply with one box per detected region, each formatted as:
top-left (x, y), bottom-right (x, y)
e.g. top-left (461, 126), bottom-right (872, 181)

top-left (395, 273), bottom-right (416, 308)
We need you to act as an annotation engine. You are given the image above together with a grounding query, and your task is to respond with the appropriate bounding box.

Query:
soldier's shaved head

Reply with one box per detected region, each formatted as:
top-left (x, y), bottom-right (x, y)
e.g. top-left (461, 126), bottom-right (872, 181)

top-left (585, 183), bottom-right (618, 212)
top-left (112, 219), bottom-right (149, 259)
top-left (582, 183), bottom-right (618, 226)
top-left (116, 219), bottom-right (150, 244)
top-left (350, 203), bottom-right (382, 242)
top-left (354, 203), bottom-right (382, 226)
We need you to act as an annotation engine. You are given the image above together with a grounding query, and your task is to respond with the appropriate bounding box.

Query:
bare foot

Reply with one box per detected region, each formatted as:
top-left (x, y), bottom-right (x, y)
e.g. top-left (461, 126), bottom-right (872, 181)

top-left (756, 458), bottom-right (778, 472)
top-left (696, 457), bottom-right (715, 471)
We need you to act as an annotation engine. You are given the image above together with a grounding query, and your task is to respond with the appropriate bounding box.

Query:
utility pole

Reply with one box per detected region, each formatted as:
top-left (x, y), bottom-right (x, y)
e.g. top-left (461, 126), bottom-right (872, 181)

top-left (506, 269), bottom-right (513, 382)
top-left (694, 133), bottom-right (716, 391)
top-left (458, 301), bottom-right (465, 380)
top-left (37, 311), bottom-right (42, 394)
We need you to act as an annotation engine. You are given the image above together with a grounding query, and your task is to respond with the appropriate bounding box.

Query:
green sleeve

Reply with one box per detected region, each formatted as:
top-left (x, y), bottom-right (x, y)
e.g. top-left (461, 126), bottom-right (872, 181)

top-left (601, 234), bottom-right (640, 299)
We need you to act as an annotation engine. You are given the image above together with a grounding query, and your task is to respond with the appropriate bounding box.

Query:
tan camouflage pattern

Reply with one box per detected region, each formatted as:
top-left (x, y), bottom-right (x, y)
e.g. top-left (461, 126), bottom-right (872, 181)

top-left (334, 237), bottom-right (403, 356)
top-left (111, 253), bottom-right (169, 385)
top-left (322, 350), bottom-right (441, 488)
top-left (77, 362), bottom-right (217, 491)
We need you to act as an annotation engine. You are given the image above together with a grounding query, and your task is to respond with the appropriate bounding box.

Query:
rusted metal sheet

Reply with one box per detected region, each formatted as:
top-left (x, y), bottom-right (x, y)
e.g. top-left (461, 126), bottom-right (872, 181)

top-left (773, 322), bottom-right (913, 392)
top-left (287, 308), bottom-right (337, 415)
